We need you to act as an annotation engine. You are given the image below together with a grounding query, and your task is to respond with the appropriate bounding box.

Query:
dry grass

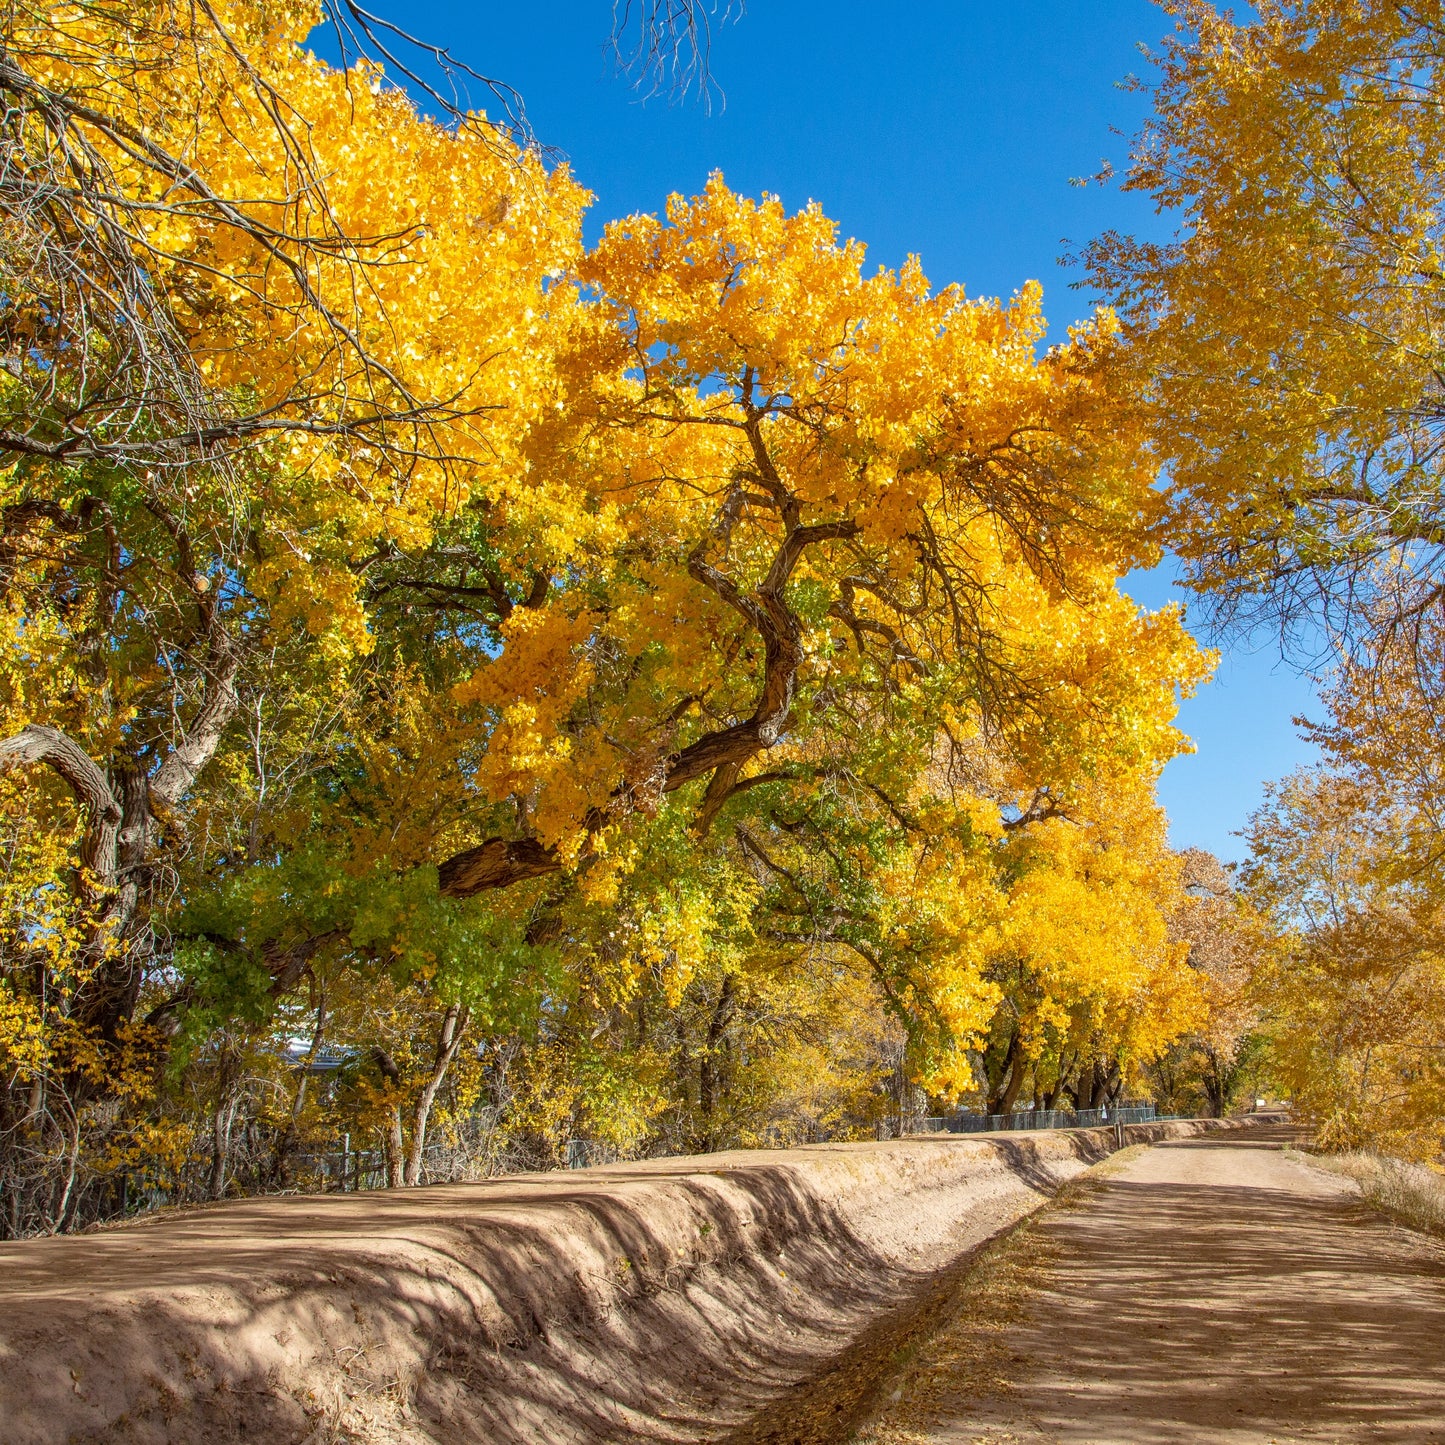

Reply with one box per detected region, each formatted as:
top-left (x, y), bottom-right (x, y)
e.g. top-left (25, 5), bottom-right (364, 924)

top-left (847, 1146), bottom-right (1150, 1445)
top-left (1300, 1149), bottom-right (1445, 1239)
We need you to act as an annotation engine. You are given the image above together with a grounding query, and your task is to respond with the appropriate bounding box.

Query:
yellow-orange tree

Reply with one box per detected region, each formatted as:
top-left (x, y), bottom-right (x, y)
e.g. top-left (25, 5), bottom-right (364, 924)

top-left (0, 0), bottom-right (586, 1228)
top-left (1244, 624), bottom-right (1445, 1156)
top-left (1086, 0), bottom-right (1445, 641)
top-left (1086, 0), bottom-right (1445, 1150)
top-left (135, 178), bottom-right (1210, 1182)
top-left (0, 3), bottom-right (1214, 1228)
top-left (1147, 849), bottom-right (1266, 1118)
top-left (423, 178), bottom-right (1209, 1099)
top-left (977, 782), bottom-right (1204, 1115)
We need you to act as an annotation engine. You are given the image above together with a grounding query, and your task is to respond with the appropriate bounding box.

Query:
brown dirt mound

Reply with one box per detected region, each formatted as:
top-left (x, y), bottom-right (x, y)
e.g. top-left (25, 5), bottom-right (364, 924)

top-left (0, 1118), bottom-right (1255, 1444)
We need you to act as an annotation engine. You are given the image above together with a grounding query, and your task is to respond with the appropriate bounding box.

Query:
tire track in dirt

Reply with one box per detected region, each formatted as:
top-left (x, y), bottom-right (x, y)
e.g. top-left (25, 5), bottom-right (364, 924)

top-left (850, 1128), bottom-right (1445, 1444)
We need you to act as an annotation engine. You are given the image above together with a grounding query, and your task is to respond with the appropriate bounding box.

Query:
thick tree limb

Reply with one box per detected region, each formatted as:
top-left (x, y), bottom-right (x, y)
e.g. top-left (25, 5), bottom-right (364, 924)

top-left (0, 724), bottom-right (121, 825)
top-left (437, 836), bottom-right (559, 897)
top-left (673, 513), bottom-right (859, 790)
top-left (0, 728), bottom-right (158, 1038)
top-left (149, 634), bottom-right (242, 810)
top-left (1001, 787), bottom-right (1072, 832)
top-left (437, 500), bottom-right (861, 896)
top-left (264, 930), bottom-right (344, 997)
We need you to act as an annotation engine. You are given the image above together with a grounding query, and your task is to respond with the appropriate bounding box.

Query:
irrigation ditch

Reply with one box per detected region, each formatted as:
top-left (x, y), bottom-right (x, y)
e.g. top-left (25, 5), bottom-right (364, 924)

top-left (0, 1115), bottom-right (1277, 1444)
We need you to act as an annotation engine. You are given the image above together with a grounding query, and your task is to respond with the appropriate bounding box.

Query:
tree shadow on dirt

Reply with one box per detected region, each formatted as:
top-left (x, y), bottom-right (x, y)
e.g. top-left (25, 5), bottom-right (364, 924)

top-left (412, 1164), bottom-right (934, 1443)
top-left (1, 1130), bottom-right (1246, 1445)
top-left (955, 1173), bottom-right (1445, 1443)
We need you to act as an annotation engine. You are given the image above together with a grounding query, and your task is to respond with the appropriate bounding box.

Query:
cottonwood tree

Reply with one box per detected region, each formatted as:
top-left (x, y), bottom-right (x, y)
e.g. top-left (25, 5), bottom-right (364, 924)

top-left (1090, 0), bottom-right (1445, 1149)
top-left (412, 179), bottom-right (1209, 1098)
top-left (433, 178), bottom-right (1205, 895)
top-left (0, 0), bottom-right (585, 1231)
top-left (1148, 849), bottom-right (1264, 1117)
top-left (0, 4), bottom-right (1214, 1229)
top-left (1238, 618), bottom-right (1445, 1154)
top-left (1086, 0), bottom-right (1445, 651)
top-left (164, 179), bottom-right (1211, 1187)
top-left (1245, 763), bottom-right (1445, 1156)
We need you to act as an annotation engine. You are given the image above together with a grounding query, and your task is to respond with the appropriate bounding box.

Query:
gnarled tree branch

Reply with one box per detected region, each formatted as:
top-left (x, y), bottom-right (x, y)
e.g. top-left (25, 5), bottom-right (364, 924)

top-left (0, 724), bottom-right (121, 827)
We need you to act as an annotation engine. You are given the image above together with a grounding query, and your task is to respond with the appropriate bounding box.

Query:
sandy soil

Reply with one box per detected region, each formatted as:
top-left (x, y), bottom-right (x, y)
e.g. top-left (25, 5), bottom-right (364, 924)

top-left (2, 1124), bottom-right (1190, 1444)
top-left (856, 1128), bottom-right (1445, 1444)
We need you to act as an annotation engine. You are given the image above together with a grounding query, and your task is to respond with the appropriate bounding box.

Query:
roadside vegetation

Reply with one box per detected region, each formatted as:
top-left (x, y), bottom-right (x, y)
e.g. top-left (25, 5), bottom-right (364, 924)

top-left (1301, 1151), bottom-right (1445, 1239)
top-left (1089, 0), bottom-right (1445, 1164)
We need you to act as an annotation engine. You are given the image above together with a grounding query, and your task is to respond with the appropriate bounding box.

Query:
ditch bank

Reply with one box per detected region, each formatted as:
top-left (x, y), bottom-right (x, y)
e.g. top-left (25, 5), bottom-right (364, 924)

top-left (0, 1116), bottom-right (1270, 1444)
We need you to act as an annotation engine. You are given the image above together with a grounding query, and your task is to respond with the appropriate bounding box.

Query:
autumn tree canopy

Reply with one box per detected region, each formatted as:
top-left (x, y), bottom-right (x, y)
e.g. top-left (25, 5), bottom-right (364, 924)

top-left (1085, 0), bottom-right (1445, 1158)
top-left (0, 0), bottom-right (1220, 1235)
top-left (1087, 0), bottom-right (1445, 647)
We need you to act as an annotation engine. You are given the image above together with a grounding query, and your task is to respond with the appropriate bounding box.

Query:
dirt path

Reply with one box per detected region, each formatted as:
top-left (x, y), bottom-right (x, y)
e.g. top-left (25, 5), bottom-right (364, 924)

top-left (857, 1128), bottom-right (1445, 1444)
top-left (0, 1119), bottom-right (1282, 1443)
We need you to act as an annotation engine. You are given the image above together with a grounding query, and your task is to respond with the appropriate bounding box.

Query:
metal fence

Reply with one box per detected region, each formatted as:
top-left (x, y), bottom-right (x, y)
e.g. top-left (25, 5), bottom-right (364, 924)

top-left (901, 1102), bottom-right (1159, 1136)
top-left (557, 1104), bottom-right (1165, 1167)
top-left (293, 1142), bottom-right (389, 1190)
top-left (292, 1136), bottom-right (464, 1190)
top-left (565, 1139), bottom-right (622, 1169)
top-left (299, 1103), bottom-right (1168, 1181)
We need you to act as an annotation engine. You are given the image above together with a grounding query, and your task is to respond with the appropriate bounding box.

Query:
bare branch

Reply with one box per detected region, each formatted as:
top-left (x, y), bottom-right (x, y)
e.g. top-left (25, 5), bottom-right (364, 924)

top-left (608, 0), bottom-right (743, 107)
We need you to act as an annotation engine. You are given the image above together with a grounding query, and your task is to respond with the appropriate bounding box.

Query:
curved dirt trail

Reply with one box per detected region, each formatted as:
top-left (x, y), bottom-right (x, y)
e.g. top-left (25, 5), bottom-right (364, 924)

top-left (860, 1129), bottom-right (1445, 1444)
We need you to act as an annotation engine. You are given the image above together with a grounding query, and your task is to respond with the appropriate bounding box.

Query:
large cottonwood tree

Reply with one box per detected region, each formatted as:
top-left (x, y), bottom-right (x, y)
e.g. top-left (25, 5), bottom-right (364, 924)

top-left (1087, 0), bottom-right (1445, 645)
top-left (0, 0), bottom-right (1214, 1231)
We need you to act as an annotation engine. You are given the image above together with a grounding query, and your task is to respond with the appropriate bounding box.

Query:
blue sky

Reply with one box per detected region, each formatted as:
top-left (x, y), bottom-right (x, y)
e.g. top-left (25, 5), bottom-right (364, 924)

top-left (329, 0), bottom-right (1320, 863)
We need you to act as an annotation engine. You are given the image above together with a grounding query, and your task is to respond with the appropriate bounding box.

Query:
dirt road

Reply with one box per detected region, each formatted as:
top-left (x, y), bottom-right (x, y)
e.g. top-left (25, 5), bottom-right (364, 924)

top-left (859, 1129), bottom-right (1445, 1444)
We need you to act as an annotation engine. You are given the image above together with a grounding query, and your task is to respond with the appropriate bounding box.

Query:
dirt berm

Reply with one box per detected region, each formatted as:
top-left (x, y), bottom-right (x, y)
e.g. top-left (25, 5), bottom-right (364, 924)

top-left (0, 1116), bottom-right (1265, 1444)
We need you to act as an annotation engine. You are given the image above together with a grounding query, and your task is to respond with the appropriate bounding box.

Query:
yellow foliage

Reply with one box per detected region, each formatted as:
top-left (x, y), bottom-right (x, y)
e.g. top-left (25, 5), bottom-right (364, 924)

top-left (0, 0), bottom-right (1222, 1228)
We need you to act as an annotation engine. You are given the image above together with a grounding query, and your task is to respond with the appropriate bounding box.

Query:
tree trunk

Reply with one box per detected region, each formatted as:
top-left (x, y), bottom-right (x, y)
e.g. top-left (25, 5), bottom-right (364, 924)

top-left (1077, 1058), bottom-right (1116, 1111)
top-left (1042, 1053), bottom-right (1073, 1111)
top-left (1203, 1045), bottom-right (1228, 1117)
top-left (383, 1109), bottom-right (405, 1189)
top-left (208, 1095), bottom-right (238, 1200)
top-left (403, 1003), bottom-right (470, 1187)
top-left (986, 1029), bottom-right (1023, 1115)
top-left (50, 1114), bottom-right (81, 1233)
top-left (207, 1041), bottom-right (242, 1200)
top-left (697, 974), bottom-right (736, 1152)
top-left (271, 988), bottom-right (327, 1187)
top-left (370, 1047), bottom-right (405, 1189)
top-left (997, 1048), bottom-right (1027, 1116)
